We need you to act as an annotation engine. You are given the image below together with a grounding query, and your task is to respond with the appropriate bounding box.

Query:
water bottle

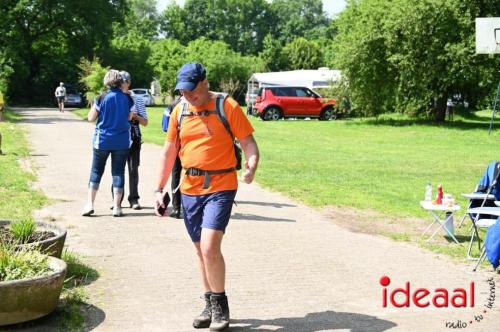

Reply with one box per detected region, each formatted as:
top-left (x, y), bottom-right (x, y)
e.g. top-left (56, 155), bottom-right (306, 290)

top-left (425, 182), bottom-right (432, 201)
top-left (445, 212), bottom-right (454, 235)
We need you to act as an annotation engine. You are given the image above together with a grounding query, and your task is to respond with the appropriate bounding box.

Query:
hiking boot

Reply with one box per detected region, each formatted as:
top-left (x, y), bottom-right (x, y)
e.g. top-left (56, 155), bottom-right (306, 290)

top-left (193, 293), bottom-right (212, 329)
top-left (209, 294), bottom-right (229, 331)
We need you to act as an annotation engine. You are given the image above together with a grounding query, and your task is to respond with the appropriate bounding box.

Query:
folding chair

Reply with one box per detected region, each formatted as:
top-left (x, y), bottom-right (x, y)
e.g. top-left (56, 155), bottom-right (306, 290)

top-left (458, 161), bottom-right (500, 228)
top-left (466, 207), bottom-right (500, 261)
top-left (466, 208), bottom-right (500, 271)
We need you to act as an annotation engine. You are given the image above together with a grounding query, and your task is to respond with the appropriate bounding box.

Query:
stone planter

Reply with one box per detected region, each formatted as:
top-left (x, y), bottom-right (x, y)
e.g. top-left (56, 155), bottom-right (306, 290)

top-left (0, 220), bottom-right (67, 258)
top-left (0, 256), bottom-right (67, 326)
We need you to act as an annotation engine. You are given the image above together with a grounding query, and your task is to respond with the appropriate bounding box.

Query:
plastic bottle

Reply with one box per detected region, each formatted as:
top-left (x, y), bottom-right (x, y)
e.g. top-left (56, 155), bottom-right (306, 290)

top-left (445, 212), bottom-right (454, 235)
top-left (425, 182), bottom-right (432, 201)
top-left (436, 184), bottom-right (443, 205)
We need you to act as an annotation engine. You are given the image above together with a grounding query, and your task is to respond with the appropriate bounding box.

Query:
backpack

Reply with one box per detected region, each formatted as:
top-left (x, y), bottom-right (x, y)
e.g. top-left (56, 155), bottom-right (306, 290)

top-left (162, 97), bottom-right (182, 132)
top-left (177, 93), bottom-right (242, 171)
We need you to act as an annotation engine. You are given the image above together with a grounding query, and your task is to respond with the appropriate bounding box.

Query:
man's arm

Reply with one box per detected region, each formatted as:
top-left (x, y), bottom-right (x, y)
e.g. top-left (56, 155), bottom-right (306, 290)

top-left (154, 139), bottom-right (178, 215)
top-left (239, 134), bottom-right (259, 184)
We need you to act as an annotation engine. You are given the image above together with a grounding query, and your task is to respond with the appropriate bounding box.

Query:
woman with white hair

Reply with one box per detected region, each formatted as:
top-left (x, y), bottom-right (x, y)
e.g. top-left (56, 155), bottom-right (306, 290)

top-left (82, 69), bottom-right (133, 217)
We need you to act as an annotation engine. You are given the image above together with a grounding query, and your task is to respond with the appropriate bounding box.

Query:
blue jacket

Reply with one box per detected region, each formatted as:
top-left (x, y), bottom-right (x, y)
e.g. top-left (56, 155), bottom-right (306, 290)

top-left (93, 88), bottom-right (132, 150)
top-left (485, 218), bottom-right (500, 269)
top-left (476, 161), bottom-right (500, 200)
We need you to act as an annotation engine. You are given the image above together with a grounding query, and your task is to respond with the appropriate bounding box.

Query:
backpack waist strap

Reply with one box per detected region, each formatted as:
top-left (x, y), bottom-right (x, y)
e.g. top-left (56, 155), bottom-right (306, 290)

top-left (184, 167), bottom-right (236, 189)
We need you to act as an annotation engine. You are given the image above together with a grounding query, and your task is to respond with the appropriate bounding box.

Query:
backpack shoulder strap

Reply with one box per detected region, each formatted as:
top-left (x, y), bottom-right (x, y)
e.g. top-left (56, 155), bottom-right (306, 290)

top-left (215, 93), bottom-right (234, 141)
top-left (176, 97), bottom-right (189, 131)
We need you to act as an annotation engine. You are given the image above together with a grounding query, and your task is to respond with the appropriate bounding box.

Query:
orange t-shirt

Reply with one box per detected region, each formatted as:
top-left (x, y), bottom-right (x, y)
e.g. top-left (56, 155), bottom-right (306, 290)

top-left (166, 95), bottom-right (254, 195)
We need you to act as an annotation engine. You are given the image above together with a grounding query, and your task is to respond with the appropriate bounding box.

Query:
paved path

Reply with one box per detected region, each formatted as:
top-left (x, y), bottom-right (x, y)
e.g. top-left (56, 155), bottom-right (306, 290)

top-left (14, 108), bottom-right (500, 331)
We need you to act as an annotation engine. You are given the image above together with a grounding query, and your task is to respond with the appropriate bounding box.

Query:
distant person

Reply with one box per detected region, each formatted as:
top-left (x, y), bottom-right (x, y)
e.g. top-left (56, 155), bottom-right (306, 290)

top-left (119, 70), bottom-right (148, 210)
top-left (154, 63), bottom-right (259, 331)
top-left (82, 70), bottom-right (133, 217)
top-left (54, 82), bottom-right (66, 112)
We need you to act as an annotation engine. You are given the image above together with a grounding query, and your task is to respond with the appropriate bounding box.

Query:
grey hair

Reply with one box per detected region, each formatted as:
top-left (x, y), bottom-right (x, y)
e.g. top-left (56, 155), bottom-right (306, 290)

top-left (103, 69), bottom-right (123, 88)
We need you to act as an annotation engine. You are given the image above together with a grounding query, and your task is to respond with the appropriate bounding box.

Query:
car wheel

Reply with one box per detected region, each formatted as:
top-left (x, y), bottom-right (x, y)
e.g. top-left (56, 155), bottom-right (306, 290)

top-left (262, 107), bottom-right (282, 121)
top-left (319, 107), bottom-right (333, 121)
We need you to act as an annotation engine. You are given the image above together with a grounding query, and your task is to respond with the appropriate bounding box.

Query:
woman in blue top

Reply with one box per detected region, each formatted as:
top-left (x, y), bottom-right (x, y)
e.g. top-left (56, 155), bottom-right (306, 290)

top-left (82, 69), bottom-right (133, 217)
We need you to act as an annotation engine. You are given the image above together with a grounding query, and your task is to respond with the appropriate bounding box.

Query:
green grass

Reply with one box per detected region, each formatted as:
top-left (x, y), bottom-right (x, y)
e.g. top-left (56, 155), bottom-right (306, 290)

top-left (10, 217), bottom-right (37, 243)
top-left (62, 250), bottom-right (100, 288)
top-left (0, 108), bottom-right (49, 220)
top-left (249, 111), bottom-right (500, 218)
top-left (56, 250), bottom-right (100, 332)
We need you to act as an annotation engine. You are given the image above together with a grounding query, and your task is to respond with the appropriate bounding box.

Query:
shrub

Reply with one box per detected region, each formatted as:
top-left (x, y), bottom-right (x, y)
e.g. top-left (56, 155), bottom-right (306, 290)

top-left (0, 244), bottom-right (50, 281)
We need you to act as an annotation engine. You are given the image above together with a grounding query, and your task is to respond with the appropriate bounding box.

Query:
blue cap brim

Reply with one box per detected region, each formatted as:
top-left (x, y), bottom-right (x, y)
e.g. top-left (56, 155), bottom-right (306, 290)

top-left (175, 81), bottom-right (197, 91)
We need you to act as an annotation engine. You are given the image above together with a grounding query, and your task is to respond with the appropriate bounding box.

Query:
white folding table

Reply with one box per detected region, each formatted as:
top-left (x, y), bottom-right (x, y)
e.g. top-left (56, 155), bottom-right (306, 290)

top-left (420, 201), bottom-right (461, 244)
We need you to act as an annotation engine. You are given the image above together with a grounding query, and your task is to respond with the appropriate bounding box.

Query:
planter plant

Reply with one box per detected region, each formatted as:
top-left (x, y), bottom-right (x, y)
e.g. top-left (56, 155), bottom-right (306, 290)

top-left (0, 219), bottom-right (67, 258)
top-left (0, 244), bottom-right (67, 326)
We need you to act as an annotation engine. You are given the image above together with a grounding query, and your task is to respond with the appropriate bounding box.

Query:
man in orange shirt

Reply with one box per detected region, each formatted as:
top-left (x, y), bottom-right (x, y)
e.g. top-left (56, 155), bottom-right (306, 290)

top-left (155, 63), bottom-right (259, 331)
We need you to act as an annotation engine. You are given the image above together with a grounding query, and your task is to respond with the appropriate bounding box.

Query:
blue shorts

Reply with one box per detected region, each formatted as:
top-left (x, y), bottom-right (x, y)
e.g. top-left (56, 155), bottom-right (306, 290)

top-left (181, 190), bottom-right (237, 242)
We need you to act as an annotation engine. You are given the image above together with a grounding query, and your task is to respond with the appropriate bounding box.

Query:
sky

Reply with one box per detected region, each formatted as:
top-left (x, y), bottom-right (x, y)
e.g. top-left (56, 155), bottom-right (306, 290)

top-left (156, 0), bottom-right (347, 17)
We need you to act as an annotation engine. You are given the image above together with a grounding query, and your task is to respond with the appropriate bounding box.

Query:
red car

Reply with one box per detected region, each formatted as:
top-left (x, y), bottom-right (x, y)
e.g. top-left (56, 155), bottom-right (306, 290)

top-left (253, 86), bottom-right (336, 121)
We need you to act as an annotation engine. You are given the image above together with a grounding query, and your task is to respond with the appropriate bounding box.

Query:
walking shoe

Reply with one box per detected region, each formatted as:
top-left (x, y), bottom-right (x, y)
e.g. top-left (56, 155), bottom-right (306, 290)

top-left (169, 208), bottom-right (183, 219)
top-left (193, 293), bottom-right (212, 329)
top-left (81, 204), bottom-right (94, 217)
top-left (130, 202), bottom-right (141, 210)
top-left (112, 206), bottom-right (123, 217)
top-left (209, 294), bottom-right (229, 331)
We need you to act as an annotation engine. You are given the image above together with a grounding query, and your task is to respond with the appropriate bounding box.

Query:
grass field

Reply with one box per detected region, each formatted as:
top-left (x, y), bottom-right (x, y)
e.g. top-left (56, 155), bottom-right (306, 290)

top-left (76, 106), bottom-right (500, 218)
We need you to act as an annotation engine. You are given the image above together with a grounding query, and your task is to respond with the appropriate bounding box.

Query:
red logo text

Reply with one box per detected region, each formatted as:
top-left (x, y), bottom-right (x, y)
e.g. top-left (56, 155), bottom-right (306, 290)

top-left (380, 276), bottom-right (475, 308)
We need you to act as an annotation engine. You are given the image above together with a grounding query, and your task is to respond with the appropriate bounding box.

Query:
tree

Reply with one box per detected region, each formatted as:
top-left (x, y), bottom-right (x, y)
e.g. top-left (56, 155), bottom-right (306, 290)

top-left (160, 0), bottom-right (273, 55)
top-left (269, 0), bottom-right (330, 44)
top-left (333, 0), bottom-right (500, 119)
top-left (282, 37), bottom-right (324, 70)
top-left (78, 58), bottom-right (109, 102)
top-left (149, 38), bottom-right (186, 96)
top-left (116, 0), bottom-right (160, 40)
top-left (333, 0), bottom-right (396, 116)
top-left (159, 1), bottom-right (189, 44)
top-left (259, 34), bottom-right (287, 71)
top-left (103, 32), bottom-right (155, 88)
top-left (0, 0), bottom-right (127, 103)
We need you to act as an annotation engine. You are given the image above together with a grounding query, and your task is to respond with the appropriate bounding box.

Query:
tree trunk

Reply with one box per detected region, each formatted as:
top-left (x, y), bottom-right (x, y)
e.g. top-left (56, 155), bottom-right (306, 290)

top-left (435, 96), bottom-right (447, 122)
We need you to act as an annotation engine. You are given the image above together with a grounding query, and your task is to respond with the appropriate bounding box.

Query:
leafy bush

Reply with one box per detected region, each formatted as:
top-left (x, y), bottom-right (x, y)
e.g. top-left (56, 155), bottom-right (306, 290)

top-left (10, 218), bottom-right (36, 243)
top-left (0, 244), bottom-right (50, 281)
top-left (78, 58), bottom-right (109, 103)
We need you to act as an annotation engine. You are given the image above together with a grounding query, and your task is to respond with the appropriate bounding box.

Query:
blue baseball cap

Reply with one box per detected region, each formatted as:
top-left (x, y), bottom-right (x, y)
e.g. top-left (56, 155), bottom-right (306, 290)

top-left (175, 63), bottom-right (206, 91)
top-left (120, 71), bottom-right (131, 82)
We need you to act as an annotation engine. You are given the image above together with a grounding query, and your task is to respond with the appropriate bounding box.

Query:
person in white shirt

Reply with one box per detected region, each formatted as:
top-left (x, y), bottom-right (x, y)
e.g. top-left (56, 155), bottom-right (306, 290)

top-left (54, 82), bottom-right (66, 112)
